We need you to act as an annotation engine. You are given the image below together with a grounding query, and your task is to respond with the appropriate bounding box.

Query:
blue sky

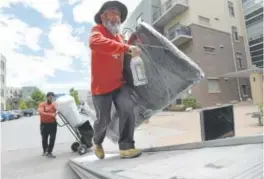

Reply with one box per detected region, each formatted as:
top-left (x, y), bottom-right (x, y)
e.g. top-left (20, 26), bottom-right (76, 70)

top-left (0, 0), bottom-right (141, 93)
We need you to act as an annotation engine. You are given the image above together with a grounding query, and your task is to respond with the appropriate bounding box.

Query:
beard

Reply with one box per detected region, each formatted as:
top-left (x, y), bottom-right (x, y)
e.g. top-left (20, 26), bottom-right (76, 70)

top-left (47, 99), bottom-right (52, 104)
top-left (103, 20), bottom-right (121, 35)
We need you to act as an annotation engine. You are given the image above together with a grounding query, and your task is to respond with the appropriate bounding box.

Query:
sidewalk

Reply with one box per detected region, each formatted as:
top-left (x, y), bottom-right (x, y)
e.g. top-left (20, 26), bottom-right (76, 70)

top-left (131, 104), bottom-right (263, 149)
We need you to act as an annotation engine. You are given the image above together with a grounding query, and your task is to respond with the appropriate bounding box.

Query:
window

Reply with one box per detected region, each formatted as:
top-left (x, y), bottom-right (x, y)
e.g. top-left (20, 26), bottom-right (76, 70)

top-left (246, 14), bottom-right (263, 26)
top-left (245, 7), bottom-right (263, 20)
top-left (1, 61), bottom-right (4, 70)
top-left (252, 55), bottom-right (263, 64)
top-left (168, 23), bottom-right (180, 40)
top-left (232, 26), bottom-right (239, 41)
top-left (199, 16), bottom-right (210, 26)
top-left (250, 43), bottom-right (263, 52)
top-left (208, 79), bottom-right (221, 93)
top-left (228, 1), bottom-right (235, 17)
top-left (236, 52), bottom-right (243, 68)
top-left (136, 14), bottom-right (143, 24)
top-left (251, 49), bottom-right (263, 57)
top-left (1, 75), bottom-right (4, 84)
top-left (203, 46), bottom-right (215, 54)
top-left (249, 37), bottom-right (263, 46)
top-left (1, 89), bottom-right (4, 97)
top-left (241, 85), bottom-right (248, 96)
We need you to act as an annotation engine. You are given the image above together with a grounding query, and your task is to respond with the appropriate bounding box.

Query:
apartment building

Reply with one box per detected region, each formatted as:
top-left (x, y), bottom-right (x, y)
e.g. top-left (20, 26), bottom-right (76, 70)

top-left (5, 87), bottom-right (22, 110)
top-left (6, 87), bottom-right (22, 99)
top-left (1, 54), bottom-right (7, 110)
top-left (21, 86), bottom-right (38, 99)
top-left (242, 0), bottom-right (263, 68)
top-left (123, 0), bottom-right (252, 107)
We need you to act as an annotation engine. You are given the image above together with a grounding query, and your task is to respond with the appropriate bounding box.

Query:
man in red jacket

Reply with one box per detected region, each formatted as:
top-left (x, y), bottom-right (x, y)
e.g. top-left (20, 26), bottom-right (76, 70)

top-left (90, 1), bottom-right (142, 159)
top-left (38, 92), bottom-right (57, 158)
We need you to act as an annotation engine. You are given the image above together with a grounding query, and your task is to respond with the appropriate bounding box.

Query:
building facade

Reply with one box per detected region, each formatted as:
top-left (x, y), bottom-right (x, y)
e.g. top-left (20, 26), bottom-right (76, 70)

top-left (242, 0), bottom-right (263, 68)
top-left (6, 87), bottom-right (22, 99)
top-left (6, 87), bottom-right (22, 110)
top-left (1, 54), bottom-right (7, 110)
top-left (21, 86), bottom-right (38, 99)
top-left (123, 0), bottom-right (252, 107)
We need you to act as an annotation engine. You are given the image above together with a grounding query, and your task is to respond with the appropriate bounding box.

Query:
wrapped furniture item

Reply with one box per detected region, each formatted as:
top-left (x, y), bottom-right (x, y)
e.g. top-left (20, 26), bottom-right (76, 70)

top-left (55, 95), bottom-right (93, 155)
top-left (85, 22), bottom-right (204, 143)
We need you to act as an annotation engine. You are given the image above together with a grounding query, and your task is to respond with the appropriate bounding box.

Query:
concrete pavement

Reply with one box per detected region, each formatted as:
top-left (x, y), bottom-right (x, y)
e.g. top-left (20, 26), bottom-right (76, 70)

top-left (1, 116), bottom-right (81, 179)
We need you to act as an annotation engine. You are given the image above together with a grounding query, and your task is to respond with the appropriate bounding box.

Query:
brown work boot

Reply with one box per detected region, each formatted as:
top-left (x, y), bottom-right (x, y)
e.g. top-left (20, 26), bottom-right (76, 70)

top-left (94, 144), bottom-right (105, 159)
top-left (120, 148), bottom-right (142, 159)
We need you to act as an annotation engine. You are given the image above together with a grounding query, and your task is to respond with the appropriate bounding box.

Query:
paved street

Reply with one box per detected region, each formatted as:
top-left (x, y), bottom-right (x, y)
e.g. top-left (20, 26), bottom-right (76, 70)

top-left (1, 115), bottom-right (81, 179)
top-left (1, 104), bottom-right (263, 179)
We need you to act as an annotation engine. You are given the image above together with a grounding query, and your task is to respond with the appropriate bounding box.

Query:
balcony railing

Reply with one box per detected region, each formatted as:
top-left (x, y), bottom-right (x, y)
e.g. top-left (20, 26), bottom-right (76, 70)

top-left (152, 0), bottom-right (189, 27)
top-left (168, 25), bottom-right (191, 40)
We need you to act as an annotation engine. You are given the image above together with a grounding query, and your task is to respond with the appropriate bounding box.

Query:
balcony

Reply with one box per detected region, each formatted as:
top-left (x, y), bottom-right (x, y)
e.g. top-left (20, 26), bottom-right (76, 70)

top-left (152, 0), bottom-right (189, 27)
top-left (167, 25), bottom-right (192, 46)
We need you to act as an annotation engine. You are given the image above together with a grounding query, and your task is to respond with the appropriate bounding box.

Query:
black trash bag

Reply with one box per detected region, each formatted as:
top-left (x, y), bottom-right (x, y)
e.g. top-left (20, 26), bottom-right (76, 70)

top-left (77, 120), bottom-right (94, 148)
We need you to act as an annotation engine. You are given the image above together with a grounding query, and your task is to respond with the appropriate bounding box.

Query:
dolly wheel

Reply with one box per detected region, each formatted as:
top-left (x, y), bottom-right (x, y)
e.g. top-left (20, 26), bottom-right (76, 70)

top-left (71, 142), bottom-right (80, 152)
top-left (78, 145), bottom-right (88, 155)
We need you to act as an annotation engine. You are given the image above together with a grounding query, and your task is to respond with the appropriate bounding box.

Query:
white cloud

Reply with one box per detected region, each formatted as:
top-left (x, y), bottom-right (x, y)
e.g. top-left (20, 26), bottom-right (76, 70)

top-left (73, 0), bottom-right (143, 24)
top-left (68, 0), bottom-right (81, 5)
top-left (48, 22), bottom-right (90, 70)
top-left (48, 23), bottom-right (87, 57)
top-left (0, 14), bottom-right (88, 90)
top-left (0, 0), bottom-right (61, 19)
top-left (0, 15), bottom-right (42, 52)
top-left (74, 26), bottom-right (86, 35)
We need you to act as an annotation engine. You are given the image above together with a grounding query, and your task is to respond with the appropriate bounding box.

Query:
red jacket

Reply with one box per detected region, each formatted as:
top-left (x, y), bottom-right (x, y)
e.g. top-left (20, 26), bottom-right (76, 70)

top-left (38, 102), bottom-right (56, 123)
top-left (89, 24), bottom-right (130, 95)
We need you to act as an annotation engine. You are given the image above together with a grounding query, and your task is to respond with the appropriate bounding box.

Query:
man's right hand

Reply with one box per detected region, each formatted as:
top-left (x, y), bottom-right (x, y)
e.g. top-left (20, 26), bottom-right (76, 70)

top-left (128, 46), bottom-right (141, 57)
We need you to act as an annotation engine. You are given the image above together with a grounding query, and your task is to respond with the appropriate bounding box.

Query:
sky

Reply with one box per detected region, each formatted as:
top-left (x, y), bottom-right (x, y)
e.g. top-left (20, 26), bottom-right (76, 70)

top-left (0, 0), bottom-right (142, 94)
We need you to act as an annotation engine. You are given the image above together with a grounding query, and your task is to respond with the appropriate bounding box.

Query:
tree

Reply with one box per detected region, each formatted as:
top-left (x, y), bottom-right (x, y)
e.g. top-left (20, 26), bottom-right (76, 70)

top-left (6, 103), bottom-right (12, 111)
top-left (25, 100), bottom-right (34, 109)
top-left (19, 100), bottom-right (28, 110)
top-left (31, 88), bottom-right (45, 109)
top-left (69, 88), bottom-right (81, 105)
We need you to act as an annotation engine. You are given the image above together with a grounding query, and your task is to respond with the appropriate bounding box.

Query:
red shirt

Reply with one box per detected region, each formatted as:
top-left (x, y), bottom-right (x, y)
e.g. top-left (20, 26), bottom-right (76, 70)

top-left (89, 24), bottom-right (130, 95)
top-left (38, 102), bottom-right (56, 123)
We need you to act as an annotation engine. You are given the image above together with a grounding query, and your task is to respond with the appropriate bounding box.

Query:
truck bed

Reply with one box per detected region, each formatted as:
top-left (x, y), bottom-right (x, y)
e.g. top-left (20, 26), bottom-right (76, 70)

top-left (69, 135), bottom-right (263, 179)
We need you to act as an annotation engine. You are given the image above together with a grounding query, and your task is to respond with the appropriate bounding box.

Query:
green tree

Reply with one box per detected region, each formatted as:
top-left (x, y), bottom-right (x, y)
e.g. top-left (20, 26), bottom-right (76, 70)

top-left (31, 88), bottom-right (45, 108)
top-left (69, 88), bottom-right (81, 105)
top-left (19, 100), bottom-right (28, 110)
top-left (25, 100), bottom-right (34, 109)
top-left (6, 103), bottom-right (12, 111)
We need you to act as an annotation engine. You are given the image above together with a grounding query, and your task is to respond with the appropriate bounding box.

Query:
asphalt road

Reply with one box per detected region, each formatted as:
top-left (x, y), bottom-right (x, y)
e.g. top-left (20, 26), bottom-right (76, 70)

top-left (1, 112), bottom-right (188, 179)
top-left (1, 115), bottom-right (87, 179)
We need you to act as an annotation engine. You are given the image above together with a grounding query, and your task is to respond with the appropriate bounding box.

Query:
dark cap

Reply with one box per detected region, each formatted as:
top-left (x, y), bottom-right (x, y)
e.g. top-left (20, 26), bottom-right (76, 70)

top-left (46, 92), bottom-right (55, 97)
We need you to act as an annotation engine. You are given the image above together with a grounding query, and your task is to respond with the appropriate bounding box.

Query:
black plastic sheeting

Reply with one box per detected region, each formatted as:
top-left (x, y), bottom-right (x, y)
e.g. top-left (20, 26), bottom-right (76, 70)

top-left (85, 22), bottom-right (204, 143)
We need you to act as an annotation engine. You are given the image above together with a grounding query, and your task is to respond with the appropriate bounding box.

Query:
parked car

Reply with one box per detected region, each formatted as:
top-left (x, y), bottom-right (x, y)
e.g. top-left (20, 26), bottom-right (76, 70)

top-left (23, 109), bottom-right (34, 117)
top-left (1, 111), bottom-right (15, 121)
top-left (11, 110), bottom-right (22, 119)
